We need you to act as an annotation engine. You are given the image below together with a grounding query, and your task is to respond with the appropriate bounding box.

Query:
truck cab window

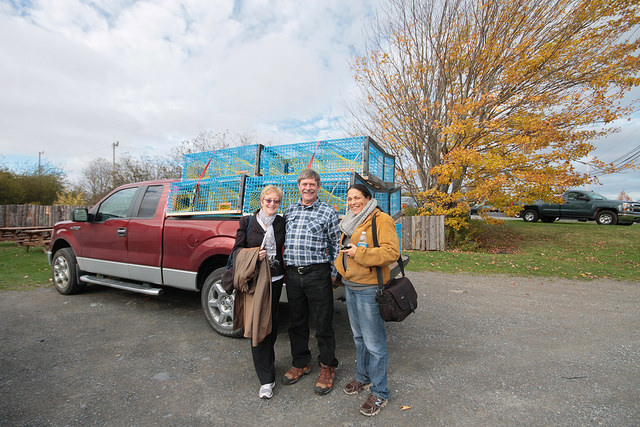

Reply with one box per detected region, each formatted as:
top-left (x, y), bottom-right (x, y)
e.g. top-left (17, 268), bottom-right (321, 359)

top-left (95, 187), bottom-right (138, 221)
top-left (137, 185), bottom-right (163, 218)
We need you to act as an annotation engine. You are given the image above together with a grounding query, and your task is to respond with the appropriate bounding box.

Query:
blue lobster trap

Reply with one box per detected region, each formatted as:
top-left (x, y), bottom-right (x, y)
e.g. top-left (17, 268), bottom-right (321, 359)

top-left (375, 186), bottom-right (402, 220)
top-left (259, 136), bottom-right (395, 187)
top-left (181, 145), bottom-right (262, 181)
top-left (166, 175), bottom-right (246, 215)
top-left (242, 172), bottom-right (399, 217)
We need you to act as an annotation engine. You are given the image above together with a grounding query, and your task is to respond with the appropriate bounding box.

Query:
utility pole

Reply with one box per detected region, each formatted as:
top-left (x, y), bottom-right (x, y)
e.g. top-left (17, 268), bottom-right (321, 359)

top-left (112, 141), bottom-right (119, 186)
top-left (585, 155), bottom-right (591, 191)
top-left (38, 151), bottom-right (44, 174)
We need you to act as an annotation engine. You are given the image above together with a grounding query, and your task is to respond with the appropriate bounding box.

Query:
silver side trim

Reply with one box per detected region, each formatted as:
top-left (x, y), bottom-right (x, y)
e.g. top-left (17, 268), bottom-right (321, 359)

top-left (129, 264), bottom-right (162, 284)
top-left (162, 268), bottom-right (198, 291)
top-left (77, 257), bottom-right (129, 279)
top-left (76, 257), bottom-right (198, 291)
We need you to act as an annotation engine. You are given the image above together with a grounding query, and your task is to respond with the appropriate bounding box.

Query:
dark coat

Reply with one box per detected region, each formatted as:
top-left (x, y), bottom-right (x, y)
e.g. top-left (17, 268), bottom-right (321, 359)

top-left (232, 213), bottom-right (285, 278)
top-left (221, 213), bottom-right (285, 294)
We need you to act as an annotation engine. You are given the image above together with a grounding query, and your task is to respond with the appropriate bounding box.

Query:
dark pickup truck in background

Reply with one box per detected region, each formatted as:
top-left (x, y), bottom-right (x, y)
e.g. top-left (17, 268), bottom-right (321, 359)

top-left (48, 179), bottom-right (242, 336)
top-left (520, 190), bottom-right (640, 225)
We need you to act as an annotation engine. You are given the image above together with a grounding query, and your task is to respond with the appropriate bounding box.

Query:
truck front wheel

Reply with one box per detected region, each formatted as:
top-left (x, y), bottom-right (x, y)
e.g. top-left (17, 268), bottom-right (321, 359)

top-left (51, 248), bottom-right (85, 295)
top-left (596, 211), bottom-right (618, 225)
top-left (201, 268), bottom-right (243, 338)
top-left (522, 209), bottom-right (539, 222)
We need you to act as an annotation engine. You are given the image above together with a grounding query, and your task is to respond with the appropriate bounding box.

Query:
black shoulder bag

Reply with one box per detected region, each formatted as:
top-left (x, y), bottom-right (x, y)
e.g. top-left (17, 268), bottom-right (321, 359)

top-left (372, 213), bottom-right (418, 322)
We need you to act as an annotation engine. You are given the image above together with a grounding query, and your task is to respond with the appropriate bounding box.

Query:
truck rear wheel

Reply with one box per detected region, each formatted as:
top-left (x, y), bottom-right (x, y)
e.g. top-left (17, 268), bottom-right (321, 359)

top-left (51, 248), bottom-right (86, 295)
top-left (201, 268), bottom-right (243, 338)
top-left (596, 211), bottom-right (617, 225)
top-left (522, 209), bottom-right (539, 222)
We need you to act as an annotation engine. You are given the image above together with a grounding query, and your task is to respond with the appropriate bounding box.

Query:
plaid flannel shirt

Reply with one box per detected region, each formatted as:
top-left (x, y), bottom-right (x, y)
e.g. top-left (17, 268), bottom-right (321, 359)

top-left (284, 198), bottom-right (340, 277)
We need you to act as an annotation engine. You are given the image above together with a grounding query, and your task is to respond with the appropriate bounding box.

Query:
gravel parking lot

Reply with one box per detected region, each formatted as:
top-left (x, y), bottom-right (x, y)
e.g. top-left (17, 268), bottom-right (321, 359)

top-left (1, 271), bottom-right (638, 426)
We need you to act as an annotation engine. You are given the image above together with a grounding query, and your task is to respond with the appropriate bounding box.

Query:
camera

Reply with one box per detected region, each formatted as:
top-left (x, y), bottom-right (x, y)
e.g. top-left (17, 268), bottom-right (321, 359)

top-left (340, 244), bottom-right (352, 250)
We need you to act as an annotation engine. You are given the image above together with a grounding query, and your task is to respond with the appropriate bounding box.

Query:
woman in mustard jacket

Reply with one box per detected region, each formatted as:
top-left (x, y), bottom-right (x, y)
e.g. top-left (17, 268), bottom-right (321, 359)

top-left (335, 184), bottom-right (400, 417)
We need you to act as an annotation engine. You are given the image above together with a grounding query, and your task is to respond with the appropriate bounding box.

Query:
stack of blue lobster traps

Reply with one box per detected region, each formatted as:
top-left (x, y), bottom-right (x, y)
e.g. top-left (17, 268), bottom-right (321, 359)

top-left (166, 136), bottom-right (402, 244)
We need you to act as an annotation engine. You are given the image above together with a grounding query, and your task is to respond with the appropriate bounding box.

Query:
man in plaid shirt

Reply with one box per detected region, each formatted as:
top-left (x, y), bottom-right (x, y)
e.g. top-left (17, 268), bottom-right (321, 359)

top-left (282, 169), bottom-right (341, 395)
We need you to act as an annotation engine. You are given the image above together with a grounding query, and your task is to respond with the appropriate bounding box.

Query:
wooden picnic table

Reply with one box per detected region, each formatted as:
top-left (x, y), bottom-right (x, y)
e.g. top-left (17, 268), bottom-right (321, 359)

top-left (0, 226), bottom-right (53, 252)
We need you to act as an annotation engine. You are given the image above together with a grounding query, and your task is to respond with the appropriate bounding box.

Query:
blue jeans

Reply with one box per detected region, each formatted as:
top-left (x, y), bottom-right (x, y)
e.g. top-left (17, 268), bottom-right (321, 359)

top-left (345, 286), bottom-right (389, 399)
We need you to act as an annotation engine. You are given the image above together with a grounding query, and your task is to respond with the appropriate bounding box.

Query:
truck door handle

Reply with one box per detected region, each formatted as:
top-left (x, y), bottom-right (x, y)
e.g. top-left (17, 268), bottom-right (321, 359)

top-left (117, 227), bottom-right (127, 237)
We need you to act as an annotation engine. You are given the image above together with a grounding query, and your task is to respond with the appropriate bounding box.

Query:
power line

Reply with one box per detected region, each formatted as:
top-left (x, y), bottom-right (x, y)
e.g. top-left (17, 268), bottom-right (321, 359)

top-left (590, 143), bottom-right (640, 177)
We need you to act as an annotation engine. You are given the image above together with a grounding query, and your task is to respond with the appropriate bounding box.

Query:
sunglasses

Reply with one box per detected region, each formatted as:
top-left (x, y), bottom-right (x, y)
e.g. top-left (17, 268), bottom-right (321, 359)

top-left (263, 198), bottom-right (281, 205)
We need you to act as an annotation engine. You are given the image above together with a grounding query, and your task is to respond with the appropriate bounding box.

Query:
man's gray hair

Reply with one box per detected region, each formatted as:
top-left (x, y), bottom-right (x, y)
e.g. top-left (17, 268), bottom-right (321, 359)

top-left (297, 169), bottom-right (321, 186)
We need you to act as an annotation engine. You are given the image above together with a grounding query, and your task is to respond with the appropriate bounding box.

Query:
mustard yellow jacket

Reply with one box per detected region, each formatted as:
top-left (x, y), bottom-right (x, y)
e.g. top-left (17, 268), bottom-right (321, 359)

top-left (334, 208), bottom-right (400, 285)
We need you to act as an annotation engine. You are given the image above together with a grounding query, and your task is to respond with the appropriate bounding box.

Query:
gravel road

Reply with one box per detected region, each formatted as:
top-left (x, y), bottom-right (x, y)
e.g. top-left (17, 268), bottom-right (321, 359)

top-left (1, 271), bottom-right (638, 426)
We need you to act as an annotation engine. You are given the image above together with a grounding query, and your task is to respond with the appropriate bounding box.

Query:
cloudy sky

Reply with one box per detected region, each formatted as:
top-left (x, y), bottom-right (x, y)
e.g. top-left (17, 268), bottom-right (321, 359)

top-left (1, 0), bottom-right (639, 199)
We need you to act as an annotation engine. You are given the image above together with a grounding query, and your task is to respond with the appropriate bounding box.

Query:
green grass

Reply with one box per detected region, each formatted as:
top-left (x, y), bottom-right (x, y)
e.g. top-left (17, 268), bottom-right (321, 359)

top-left (1, 220), bottom-right (639, 291)
top-left (0, 242), bottom-right (52, 291)
top-left (406, 220), bottom-right (640, 280)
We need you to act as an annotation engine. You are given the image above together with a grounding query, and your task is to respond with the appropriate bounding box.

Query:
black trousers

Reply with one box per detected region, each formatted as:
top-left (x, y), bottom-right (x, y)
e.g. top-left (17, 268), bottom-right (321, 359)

top-left (251, 277), bottom-right (284, 385)
top-left (285, 263), bottom-right (338, 368)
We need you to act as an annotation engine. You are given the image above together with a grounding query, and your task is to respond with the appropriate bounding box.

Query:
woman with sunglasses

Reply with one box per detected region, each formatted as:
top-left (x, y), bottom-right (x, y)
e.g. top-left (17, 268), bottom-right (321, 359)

top-left (229, 185), bottom-right (285, 399)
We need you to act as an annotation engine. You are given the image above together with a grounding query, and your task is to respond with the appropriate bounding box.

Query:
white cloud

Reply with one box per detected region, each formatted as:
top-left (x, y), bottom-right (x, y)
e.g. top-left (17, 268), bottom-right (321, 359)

top-left (0, 0), bottom-right (380, 179)
top-left (1, 0), bottom-right (638, 202)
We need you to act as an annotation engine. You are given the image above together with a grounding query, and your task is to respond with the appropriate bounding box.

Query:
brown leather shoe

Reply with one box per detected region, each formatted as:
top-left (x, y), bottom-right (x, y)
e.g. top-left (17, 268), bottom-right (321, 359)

top-left (314, 364), bottom-right (335, 395)
top-left (282, 364), bottom-right (310, 385)
top-left (343, 379), bottom-right (371, 395)
top-left (360, 393), bottom-right (388, 416)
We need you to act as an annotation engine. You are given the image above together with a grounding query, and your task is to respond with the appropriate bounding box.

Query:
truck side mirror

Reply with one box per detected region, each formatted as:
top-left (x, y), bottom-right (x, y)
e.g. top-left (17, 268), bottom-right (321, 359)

top-left (72, 208), bottom-right (89, 222)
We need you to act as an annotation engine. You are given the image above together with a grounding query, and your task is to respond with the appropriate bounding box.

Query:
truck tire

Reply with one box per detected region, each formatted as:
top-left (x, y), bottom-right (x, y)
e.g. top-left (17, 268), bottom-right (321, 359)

top-left (51, 248), bottom-right (86, 295)
top-left (522, 209), bottom-right (539, 222)
top-left (596, 210), bottom-right (617, 225)
top-left (201, 268), bottom-right (243, 338)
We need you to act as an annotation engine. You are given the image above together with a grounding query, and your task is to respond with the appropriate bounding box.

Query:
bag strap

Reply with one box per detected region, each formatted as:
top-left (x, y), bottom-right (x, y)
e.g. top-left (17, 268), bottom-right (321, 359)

top-left (226, 214), bottom-right (254, 270)
top-left (372, 212), bottom-right (384, 292)
top-left (372, 211), bottom-right (404, 292)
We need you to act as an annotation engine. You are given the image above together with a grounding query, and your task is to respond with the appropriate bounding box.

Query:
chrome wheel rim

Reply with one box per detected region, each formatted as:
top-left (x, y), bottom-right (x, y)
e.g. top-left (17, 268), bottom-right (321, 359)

top-left (600, 214), bottom-right (613, 225)
top-left (205, 279), bottom-right (234, 331)
top-left (52, 255), bottom-right (70, 290)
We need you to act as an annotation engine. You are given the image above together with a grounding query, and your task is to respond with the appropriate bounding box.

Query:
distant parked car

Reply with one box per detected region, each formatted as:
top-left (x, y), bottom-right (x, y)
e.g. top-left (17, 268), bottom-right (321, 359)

top-left (401, 196), bottom-right (417, 209)
top-left (520, 190), bottom-right (640, 225)
top-left (470, 203), bottom-right (498, 215)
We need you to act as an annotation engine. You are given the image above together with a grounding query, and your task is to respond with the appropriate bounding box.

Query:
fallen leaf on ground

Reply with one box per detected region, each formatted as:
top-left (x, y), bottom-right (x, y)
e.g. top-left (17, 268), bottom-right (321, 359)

top-left (401, 406), bottom-right (412, 410)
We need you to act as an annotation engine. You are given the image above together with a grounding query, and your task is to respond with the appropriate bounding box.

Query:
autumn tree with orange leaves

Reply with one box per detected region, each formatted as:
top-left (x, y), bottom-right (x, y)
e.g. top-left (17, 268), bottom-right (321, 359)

top-left (350, 0), bottom-right (640, 228)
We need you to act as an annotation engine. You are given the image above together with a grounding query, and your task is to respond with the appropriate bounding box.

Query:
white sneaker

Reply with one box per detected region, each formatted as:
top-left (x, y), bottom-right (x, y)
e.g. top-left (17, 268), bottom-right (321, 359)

top-left (259, 382), bottom-right (275, 399)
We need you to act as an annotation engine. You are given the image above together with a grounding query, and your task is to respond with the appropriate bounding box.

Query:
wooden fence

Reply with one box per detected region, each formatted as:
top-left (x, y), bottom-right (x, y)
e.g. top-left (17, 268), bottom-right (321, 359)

top-left (0, 205), bottom-right (446, 250)
top-left (401, 215), bottom-right (445, 251)
top-left (0, 205), bottom-right (87, 227)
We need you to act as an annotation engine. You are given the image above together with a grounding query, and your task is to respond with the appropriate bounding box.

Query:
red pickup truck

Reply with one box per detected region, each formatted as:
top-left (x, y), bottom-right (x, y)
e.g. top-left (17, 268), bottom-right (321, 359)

top-left (48, 179), bottom-right (242, 337)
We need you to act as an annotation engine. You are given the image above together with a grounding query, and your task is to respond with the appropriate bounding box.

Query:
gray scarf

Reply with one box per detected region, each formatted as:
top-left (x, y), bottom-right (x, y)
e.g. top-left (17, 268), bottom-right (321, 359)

top-left (339, 198), bottom-right (378, 237)
top-left (257, 210), bottom-right (277, 265)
